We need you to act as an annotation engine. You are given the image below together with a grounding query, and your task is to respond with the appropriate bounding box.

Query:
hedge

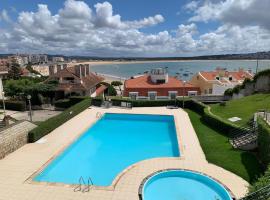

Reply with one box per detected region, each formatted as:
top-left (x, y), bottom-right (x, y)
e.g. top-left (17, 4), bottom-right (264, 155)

top-left (0, 100), bottom-right (26, 111)
top-left (257, 117), bottom-right (270, 168)
top-left (28, 98), bottom-right (91, 142)
top-left (185, 99), bottom-right (244, 137)
top-left (249, 164), bottom-right (270, 194)
top-left (54, 96), bottom-right (87, 109)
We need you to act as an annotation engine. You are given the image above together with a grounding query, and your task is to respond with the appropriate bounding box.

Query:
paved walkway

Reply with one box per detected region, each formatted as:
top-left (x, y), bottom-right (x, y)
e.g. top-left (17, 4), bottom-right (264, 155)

top-left (0, 109), bottom-right (61, 122)
top-left (0, 107), bottom-right (249, 200)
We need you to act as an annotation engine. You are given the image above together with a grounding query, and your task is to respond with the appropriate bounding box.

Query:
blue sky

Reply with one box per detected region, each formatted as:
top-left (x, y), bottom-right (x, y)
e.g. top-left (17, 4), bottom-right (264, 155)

top-left (0, 0), bottom-right (269, 56)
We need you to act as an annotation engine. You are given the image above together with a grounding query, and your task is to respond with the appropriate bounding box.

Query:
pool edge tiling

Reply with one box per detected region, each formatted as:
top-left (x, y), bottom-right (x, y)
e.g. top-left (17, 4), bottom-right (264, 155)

top-left (33, 113), bottom-right (181, 187)
top-left (0, 107), bottom-right (249, 200)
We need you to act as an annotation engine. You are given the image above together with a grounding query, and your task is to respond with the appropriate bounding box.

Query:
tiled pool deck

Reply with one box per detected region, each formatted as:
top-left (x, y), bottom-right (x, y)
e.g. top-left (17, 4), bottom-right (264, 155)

top-left (0, 107), bottom-right (248, 200)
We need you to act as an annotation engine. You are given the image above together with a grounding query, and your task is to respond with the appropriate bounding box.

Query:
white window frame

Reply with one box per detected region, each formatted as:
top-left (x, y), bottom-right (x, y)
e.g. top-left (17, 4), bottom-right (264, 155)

top-left (168, 91), bottom-right (178, 100)
top-left (129, 92), bottom-right (138, 100)
top-left (148, 91), bottom-right (157, 100)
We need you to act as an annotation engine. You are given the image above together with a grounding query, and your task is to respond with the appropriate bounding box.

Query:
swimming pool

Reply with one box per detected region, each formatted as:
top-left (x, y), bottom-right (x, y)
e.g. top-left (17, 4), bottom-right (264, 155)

top-left (142, 170), bottom-right (232, 200)
top-left (35, 113), bottom-right (180, 186)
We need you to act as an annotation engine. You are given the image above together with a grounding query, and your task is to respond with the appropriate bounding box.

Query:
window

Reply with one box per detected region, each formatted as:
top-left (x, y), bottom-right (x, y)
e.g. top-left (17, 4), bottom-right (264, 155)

top-left (197, 76), bottom-right (199, 80)
top-left (169, 91), bottom-right (177, 100)
top-left (229, 76), bottom-right (233, 81)
top-left (129, 92), bottom-right (138, 100)
top-left (148, 91), bottom-right (157, 100)
top-left (156, 79), bottom-right (165, 84)
top-left (215, 76), bottom-right (220, 80)
top-left (209, 88), bottom-right (213, 94)
top-left (204, 89), bottom-right (208, 94)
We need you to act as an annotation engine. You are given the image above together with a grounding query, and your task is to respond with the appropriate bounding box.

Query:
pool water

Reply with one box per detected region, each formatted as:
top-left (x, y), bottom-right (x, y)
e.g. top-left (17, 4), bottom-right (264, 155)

top-left (35, 113), bottom-right (179, 186)
top-left (143, 170), bottom-right (232, 200)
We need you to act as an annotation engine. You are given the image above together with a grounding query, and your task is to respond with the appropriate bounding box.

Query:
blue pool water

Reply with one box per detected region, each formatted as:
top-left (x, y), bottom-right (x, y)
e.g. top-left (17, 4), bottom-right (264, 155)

top-left (35, 113), bottom-right (179, 186)
top-left (143, 170), bottom-right (232, 200)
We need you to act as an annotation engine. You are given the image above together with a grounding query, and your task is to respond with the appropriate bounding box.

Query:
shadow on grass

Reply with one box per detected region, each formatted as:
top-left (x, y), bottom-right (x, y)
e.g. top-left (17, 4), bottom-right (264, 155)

top-left (241, 152), bottom-right (263, 183)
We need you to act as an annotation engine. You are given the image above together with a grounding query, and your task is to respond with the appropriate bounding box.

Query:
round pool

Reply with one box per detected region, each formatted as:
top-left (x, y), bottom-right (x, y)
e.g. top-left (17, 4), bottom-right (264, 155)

top-left (142, 170), bottom-right (232, 200)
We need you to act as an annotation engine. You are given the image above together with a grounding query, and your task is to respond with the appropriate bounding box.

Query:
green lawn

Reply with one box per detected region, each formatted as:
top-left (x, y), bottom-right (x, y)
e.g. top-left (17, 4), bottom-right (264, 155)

top-left (186, 109), bottom-right (263, 183)
top-left (210, 94), bottom-right (270, 126)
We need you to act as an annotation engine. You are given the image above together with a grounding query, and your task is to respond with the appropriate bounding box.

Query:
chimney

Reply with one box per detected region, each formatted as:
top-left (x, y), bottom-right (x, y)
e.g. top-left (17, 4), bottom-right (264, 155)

top-left (75, 65), bottom-right (81, 78)
top-left (85, 64), bottom-right (90, 75)
top-left (49, 65), bottom-right (56, 76)
top-left (81, 64), bottom-right (86, 77)
top-left (57, 64), bottom-right (62, 73)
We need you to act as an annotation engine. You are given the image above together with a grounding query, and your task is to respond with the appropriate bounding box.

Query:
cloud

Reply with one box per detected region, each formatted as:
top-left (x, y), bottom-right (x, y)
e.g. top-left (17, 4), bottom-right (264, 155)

top-left (184, 1), bottom-right (200, 11)
top-left (1, 0), bottom-right (270, 56)
top-left (0, 9), bottom-right (12, 23)
top-left (189, 0), bottom-right (270, 30)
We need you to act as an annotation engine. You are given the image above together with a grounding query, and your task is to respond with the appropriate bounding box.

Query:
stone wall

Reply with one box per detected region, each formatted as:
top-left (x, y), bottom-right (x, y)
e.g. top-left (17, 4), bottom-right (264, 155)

top-left (0, 121), bottom-right (36, 159)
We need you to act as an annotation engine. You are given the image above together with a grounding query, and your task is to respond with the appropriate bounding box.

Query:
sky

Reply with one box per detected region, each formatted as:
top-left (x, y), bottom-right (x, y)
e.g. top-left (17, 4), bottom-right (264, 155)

top-left (0, 0), bottom-right (270, 57)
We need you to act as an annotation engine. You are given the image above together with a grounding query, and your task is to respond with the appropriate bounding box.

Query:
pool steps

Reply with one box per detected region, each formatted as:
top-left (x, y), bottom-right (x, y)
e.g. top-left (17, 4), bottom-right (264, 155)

top-left (73, 176), bottom-right (94, 193)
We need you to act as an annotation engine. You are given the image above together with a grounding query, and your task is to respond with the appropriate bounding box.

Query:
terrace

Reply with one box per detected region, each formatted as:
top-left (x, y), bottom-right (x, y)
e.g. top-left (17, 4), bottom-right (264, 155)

top-left (0, 106), bottom-right (248, 200)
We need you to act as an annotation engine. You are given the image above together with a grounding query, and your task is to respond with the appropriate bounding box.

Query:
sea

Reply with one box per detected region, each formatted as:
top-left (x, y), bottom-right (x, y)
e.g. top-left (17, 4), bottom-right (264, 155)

top-left (90, 60), bottom-right (270, 81)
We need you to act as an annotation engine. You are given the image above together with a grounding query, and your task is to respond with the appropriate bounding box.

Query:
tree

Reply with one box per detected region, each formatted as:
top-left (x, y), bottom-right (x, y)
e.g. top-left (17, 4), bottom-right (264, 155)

top-left (7, 63), bottom-right (21, 80)
top-left (111, 81), bottom-right (123, 92)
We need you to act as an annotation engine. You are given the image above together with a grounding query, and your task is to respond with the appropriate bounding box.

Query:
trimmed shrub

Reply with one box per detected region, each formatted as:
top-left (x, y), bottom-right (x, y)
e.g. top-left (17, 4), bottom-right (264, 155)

top-left (257, 117), bottom-right (270, 168)
top-left (91, 97), bottom-right (103, 107)
top-left (111, 98), bottom-right (132, 107)
top-left (132, 99), bottom-right (177, 107)
top-left (54, 99), bottom-right (71, 109)
top-left (249, 165), bottom-right (270, 193)
top-left (28, 98), bottom-right (91, 142)
top-left (54, 96), bottom-right (87, 109)
top-left (185, 99), bottom-right (206, 115)
top-left (0, 100), bottom-right (26, 111)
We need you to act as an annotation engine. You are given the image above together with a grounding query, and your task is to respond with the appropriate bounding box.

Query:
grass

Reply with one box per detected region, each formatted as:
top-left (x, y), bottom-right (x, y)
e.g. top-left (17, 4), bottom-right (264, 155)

top-left (210, 94), bottom-right (270, 126)
top-left (186, 109), bottom-right (263, 183)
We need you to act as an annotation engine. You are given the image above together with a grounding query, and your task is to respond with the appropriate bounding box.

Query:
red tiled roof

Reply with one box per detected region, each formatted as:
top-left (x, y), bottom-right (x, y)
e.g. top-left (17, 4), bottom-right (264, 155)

top-left (200, 70), bottom-right (253, 81)
top-left (48, 67), bottom-right (104, 91)
top-left (95, 85), bottom-right (107, 96)
top-left (125, 75), bottom-right (195, 89)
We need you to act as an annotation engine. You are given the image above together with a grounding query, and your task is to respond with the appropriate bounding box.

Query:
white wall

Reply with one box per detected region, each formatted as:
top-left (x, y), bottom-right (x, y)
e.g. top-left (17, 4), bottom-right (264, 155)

top-left (212, 84), bottom-right (234, 95)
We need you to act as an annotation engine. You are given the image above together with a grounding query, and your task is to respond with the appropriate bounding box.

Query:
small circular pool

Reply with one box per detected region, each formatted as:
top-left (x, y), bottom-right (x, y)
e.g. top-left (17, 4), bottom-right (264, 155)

top-left (141, 170), bottom-right (232, 200)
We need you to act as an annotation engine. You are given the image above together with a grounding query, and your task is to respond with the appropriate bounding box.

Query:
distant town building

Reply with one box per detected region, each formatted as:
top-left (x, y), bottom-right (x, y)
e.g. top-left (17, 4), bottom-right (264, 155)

top-left (8, 55), bottom-right (26, 66)
top-left (32, 64), bottom-right (50, 76)
top-left (0, 65), bottom-right (9, 99)
top-left (190, 68), bottom-right (253, 95)
top-left (46, 64), bottom-right (104, 99)
top-left (52, 56), bottom-right (65, 63)
top-left (28, 54), bottom-right (48, 64)
top-left (124, 68), bottom-right (200, 100)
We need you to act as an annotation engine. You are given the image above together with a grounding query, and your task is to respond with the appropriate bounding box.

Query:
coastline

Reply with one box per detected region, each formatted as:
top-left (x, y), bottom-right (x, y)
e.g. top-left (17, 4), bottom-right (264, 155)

top-left (77, 59), bottom-right (270, 67)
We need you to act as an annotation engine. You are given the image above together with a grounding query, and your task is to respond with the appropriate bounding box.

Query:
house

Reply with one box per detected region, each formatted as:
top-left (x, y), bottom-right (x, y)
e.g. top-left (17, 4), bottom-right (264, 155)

top-left (190, 68), bottom-right (253, 95)
top-left (123, 68), bottom-right (200, 100)
top-left (46, 64), bottom-right (104, 99)
top-left (0, 65), bottom-right (9, 99)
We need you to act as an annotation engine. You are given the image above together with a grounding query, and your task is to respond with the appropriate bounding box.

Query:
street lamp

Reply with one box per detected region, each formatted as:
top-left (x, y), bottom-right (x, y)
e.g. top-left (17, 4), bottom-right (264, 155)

top-left (27, 95), bottom-right (32, 121)
top-left (2, 91), bottom-right (6, 117)
top-left (182, 81), bottom-right (186, 109)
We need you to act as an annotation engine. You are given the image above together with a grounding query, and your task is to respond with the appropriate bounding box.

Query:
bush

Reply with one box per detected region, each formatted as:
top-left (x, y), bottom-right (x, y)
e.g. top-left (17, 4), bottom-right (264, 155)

top-left (0, 100), bottom-right (26, 111)
top-left (91, 97), bottom-right (103, 107)
top-left (224, 88), bottom-right (233, 96)
top-left (257, 117), bottom-right (270, 168)
top-left (132, 99), bottom-right (178, 107)
top-left (249, 165), bottom-right (270, 193)
top-left (28, 98), bottom-right (91, 142)
top-left (107, 85), bottom-right (117, 96)
top-left (185, 99), bottom-right (206, 115)
top-left (54, 96), bottom-right (87, 109)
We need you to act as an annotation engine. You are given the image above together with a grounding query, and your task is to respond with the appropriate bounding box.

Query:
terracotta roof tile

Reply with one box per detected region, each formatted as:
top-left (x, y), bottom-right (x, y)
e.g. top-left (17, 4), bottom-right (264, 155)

top-left (125, 75), bottom-right (195, 89)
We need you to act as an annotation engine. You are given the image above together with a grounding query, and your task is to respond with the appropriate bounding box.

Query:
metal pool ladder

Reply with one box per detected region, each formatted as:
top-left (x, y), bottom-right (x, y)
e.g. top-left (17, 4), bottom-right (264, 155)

top-left (74, 176), bottom-right (94, 193)
top-left (96, 112), bottom-right (103, 119)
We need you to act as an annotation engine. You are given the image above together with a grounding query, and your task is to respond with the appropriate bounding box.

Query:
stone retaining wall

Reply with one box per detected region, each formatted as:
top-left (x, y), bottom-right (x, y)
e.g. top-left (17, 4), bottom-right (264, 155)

top-left (0, 121), bottom-right (36, 159)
